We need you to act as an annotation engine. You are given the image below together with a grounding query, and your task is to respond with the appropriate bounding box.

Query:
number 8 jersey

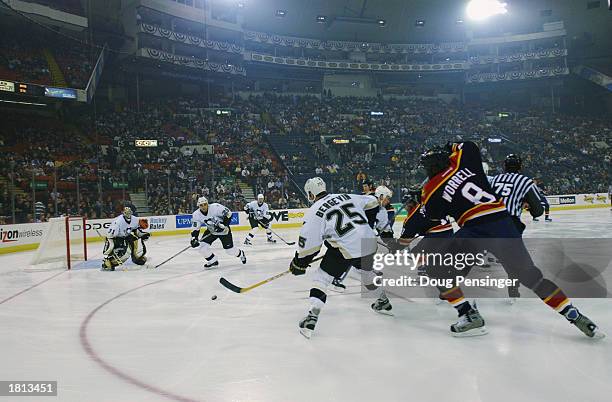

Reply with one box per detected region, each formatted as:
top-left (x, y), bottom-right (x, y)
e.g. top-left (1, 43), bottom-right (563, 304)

top-left (421, 141), bottom-right (507, 227)
top-left (298, 193), bottom-right (380, 260)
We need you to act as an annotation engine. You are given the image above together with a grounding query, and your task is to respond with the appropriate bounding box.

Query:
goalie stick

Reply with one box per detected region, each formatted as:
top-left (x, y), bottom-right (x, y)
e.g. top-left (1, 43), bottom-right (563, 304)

top-left (219, 255), bottom-right (323, 294)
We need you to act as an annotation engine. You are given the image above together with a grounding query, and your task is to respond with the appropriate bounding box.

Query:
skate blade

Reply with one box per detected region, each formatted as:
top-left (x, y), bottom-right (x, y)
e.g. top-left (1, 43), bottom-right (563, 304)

top-left (372, 308), bottom-right (394, 316)
top-left (451, 326), bottom-right (488, 337)
top-left (329, 287), bottom-right (346, 294)
top-left (299, 327), bottom-right (313, 339)
top-left (508, 298), bottom-right (517, 305)
top-left (591, 329), bottom-right (606, 340)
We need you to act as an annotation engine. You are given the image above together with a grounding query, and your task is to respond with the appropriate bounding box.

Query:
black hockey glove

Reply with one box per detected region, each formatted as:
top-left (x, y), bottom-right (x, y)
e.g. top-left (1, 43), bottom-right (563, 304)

top-left (190, 237), bottom-right (200, 248)
top-left (385, 238), bottom-right (404, 253)
top-left (140, 232), bottom-right (151, 241)
top-left (289, 252), bottom-right (309, 276)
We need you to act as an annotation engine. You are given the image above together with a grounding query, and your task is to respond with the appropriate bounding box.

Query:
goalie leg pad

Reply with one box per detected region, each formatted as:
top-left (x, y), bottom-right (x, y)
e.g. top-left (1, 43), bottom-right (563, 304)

top-left (103, 238), bottom-right (115, 256)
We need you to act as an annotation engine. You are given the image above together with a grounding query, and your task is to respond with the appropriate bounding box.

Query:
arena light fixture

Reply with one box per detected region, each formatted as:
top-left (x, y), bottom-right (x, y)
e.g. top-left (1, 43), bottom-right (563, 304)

top-left (377, 19), bottom-right (386, 27)
top-left (316, 15), bottom-right (327, 23)
top-left (275, 9), bottom-right (286, 17)
top-left (466, 0), bottom-right (508, 21)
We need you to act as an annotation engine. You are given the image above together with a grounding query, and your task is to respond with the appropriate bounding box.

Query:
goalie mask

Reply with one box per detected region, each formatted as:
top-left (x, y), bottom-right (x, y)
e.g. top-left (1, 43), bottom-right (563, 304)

top-left (122, 207), bottom-right (132, 221)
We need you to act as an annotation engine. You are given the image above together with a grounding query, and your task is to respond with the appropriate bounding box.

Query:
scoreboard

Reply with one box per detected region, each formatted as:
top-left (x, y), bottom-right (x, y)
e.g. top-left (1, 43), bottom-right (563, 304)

top-left (0, 80), bottom-right (76, 99)
top-left (0, 80), bottom-right (45, 96)
top-left (15, 82), bottom-right (45, 96)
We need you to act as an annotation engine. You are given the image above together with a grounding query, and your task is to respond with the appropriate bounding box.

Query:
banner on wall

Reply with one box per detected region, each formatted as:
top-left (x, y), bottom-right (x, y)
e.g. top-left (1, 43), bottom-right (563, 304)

top-left (1, 196), bottom-right (609, 254)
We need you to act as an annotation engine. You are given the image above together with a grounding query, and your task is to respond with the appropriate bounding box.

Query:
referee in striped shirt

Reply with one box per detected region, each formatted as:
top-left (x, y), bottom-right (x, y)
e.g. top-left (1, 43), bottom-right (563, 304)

top-left (489, 154), bottom-right (544, 299)
top-left (489, 154), bottom-right (543, 233)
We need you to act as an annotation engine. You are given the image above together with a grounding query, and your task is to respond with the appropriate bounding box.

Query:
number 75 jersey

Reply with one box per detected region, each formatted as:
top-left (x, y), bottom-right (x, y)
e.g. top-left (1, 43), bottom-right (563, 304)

top-left (298, 193), bottom-right (379, 260)
top-left (421, 141), bottom-right (507, 227)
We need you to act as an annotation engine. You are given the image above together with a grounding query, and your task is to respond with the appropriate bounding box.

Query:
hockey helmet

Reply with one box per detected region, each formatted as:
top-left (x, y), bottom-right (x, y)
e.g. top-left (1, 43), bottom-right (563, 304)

top-left (197, 196), bottom-right (209, 207)
top-left (504, 154), bottom-right (522, 173)
top-left (304, 177), bottom-right (326, 202)
top-left (420, 145), bottom-right (451, 179)
top-left (257, 194), bottom-right (264, 204)
top-left (375, 185), bottom-right (393, 201)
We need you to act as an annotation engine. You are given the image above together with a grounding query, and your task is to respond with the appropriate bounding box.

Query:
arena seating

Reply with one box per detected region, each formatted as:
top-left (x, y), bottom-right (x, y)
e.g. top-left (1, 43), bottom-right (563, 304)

top-left (0, 94), bottom-right (609, 224)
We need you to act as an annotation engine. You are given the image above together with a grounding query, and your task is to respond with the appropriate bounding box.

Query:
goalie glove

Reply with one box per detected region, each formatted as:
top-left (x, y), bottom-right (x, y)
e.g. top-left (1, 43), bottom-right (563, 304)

top-left (132, 229), bottom-right (151, 241)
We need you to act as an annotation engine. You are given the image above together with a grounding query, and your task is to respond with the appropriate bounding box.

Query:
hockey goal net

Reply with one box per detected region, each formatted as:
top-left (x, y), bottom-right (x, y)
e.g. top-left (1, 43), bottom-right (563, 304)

top-left (30, 216), bottom-right (88, 270)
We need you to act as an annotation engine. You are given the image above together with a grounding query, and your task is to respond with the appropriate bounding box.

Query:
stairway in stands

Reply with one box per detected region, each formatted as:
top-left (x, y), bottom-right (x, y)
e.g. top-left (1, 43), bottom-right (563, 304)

top-left (236, 179), bottom-right (255, 201)
top-left (129, 192), bottom-right (151, 216)
top-left (0, 176), bottom-right (26, 198)
top-left (43, 49), bottom-right (68, 87)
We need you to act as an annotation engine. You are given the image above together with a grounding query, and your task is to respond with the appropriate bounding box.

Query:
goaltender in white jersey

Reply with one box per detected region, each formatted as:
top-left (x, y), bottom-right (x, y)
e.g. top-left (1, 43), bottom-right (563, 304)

top-left (289, 177), bottom-right (393, 339)
top-left (103, 207), bottom-right (150, 270)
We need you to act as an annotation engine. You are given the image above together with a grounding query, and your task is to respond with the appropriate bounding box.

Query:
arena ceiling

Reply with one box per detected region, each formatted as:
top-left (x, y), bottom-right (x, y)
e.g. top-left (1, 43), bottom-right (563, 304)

top-left (239, 0), bottom-right (611, 58)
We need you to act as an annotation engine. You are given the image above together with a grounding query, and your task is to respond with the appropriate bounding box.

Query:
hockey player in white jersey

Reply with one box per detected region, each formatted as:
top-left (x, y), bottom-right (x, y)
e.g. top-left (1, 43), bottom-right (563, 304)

top-left (374, 185), bottom-right (394, 239)
top-left (329, 184), bottom-right (395, 293)
top-left (243, 194), bottom-right (276, 245)
top-left (289, 177), bottom-right (392, 339)
top-left (102, 207), bottom-right (150, 270)
top-left (190, 197), bottom-right (246, 268)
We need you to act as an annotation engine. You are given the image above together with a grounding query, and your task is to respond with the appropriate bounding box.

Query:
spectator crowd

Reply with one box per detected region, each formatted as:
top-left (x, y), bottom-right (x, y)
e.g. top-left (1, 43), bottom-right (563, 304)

top-left (1, 93), bottom-right (610, 224)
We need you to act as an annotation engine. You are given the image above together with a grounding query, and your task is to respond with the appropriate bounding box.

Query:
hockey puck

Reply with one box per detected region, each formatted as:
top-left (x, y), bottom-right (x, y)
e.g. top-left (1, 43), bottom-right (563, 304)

top-left (211, 295), bottom-right (218, 300)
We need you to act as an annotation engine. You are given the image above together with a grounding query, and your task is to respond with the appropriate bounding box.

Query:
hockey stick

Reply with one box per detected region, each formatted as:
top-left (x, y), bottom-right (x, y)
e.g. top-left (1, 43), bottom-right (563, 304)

top-left (266, 227), bottom-right (296, 245)
top-left (219, 255), bottom-right (323, 294)
top-left (257, 221), bottom-right (296, 245)
top-left (154, 245), bottom-right (191, 269)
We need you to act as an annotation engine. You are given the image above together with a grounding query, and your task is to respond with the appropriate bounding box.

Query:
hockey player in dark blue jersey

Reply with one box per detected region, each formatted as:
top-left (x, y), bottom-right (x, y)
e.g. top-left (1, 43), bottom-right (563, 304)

top-left (418, 141), bottom-right (604, 339)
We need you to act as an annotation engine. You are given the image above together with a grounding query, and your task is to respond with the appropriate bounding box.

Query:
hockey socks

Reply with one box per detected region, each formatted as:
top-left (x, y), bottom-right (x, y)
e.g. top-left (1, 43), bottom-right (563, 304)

top-left (439, 286), bottom-right (469, 313)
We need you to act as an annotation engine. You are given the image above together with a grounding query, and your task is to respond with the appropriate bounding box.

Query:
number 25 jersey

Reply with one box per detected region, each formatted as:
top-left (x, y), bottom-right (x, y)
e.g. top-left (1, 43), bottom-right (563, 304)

top-left (421, 141), bottom-right (507, 227)
top-left (298, 193), bottom-right (379, 260)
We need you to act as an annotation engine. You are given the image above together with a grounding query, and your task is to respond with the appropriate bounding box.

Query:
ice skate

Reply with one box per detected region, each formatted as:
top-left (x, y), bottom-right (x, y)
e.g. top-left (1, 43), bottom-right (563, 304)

top-left (451, 304), bottom-right (488, 337)
top-left (508, 285), bottom-right (520, 305)
top-left (330, 277), bottom-right (346, 293)
top-left (204, 260), bottom-right (219, 269)
top-left (238, 249), bottom-right (247, 264)
top-left (299, 309), bottom-right (319, 339)
top-left (371, 295), bottom-right (393, 316)
top-left (267, 236), bottom-right (276, 243)
top-left (563, 306), bottom-right (606, 339)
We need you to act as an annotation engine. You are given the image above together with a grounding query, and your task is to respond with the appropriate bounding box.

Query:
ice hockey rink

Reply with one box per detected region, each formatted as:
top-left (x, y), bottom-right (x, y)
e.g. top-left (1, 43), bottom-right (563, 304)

top-left (1, 208), bottom-right (611, 402)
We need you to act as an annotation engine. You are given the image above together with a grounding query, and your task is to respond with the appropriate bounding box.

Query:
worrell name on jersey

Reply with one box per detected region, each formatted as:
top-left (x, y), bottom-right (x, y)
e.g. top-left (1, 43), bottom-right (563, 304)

top-left (299, 193), bottom-right (379, 260)
top-left (421, 141), bottom-right (506, 226)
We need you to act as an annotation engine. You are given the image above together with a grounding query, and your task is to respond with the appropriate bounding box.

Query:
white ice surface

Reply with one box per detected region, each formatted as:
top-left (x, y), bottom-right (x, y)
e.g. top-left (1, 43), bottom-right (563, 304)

top-left (1, 209), bottom-right (611, 402)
